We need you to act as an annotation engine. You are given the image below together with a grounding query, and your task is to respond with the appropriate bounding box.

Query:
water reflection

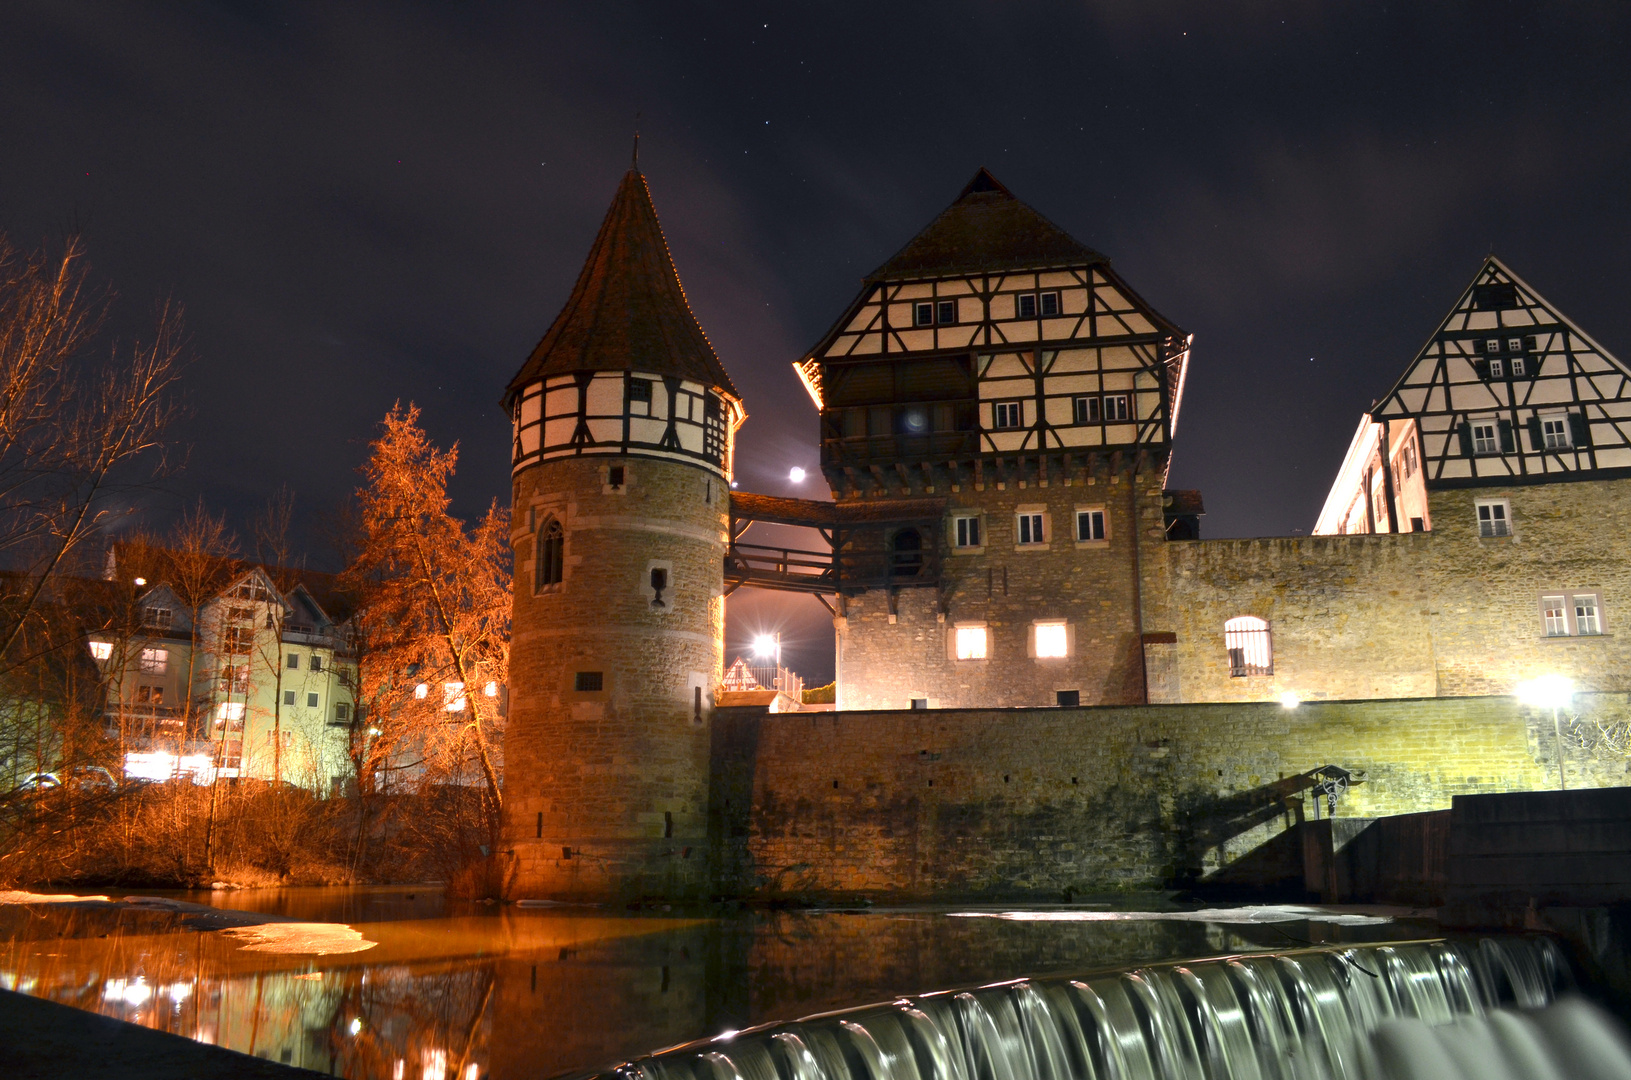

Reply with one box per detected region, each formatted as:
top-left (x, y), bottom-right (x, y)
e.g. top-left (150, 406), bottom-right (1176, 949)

top-left (0, 890), bottom-right (1442, 1079)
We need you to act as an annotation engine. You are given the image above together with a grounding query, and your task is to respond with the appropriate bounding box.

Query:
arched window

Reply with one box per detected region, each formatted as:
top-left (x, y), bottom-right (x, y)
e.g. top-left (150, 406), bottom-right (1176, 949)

top-left (891, 528), bottom-right (923, 578)
top-left (1224, 616), bottom-right (1272, 677)
top-left (536, 519), bottom-right (564, 591)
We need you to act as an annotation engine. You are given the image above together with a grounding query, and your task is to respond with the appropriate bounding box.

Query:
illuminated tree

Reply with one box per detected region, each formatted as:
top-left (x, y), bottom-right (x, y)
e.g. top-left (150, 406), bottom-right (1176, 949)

top-left (342, 403), bottom-right (509, 861)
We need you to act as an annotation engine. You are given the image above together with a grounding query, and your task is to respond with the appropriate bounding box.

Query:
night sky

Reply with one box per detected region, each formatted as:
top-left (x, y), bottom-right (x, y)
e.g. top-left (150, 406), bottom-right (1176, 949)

top-left (5, 3), bottom-right (1630, 682)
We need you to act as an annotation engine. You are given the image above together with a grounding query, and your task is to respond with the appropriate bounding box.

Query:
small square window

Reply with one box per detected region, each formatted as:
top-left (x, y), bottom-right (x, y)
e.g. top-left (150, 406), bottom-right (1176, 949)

top-left (140, 648), bottom-right (168, 675)
top-left (1055, 690), bottom-right (1080, 707)
top-left (307, 692), bottom-right (320, 708)
top-left (937, 300), bottom-right (957, 324)
top-left (1542, 595), bottom-right (1569, 637)
top-left (909, 698), bottom-right (929, 710)
top-left (332, 703), bottom-right (351, 726)
top-left (575, 671), bottom-right (604, 692)
top-left (1542, 417), bottom-right (1570, 449)
top-left (1476, 499), bottom-right (1511, 537)
top-left (914, 302), bottom-right (934, 326)
top-left (993, 401), bottom-right (1023, 429)
top-left (1017, 512), bottom-right (1046, 545)
top-left (1471, 423), bottom-right (1499, 455)
top-left (1016, 293), bottom-right (1037, 318)
top-left (1489, 358), bottom-right (1504, 378)
top-left (1507, 338), bottom-right (1522, 352)
top-left (1486, 338), bottom-right (1501, 354)
top-left (283, 690), bottom-right (296, 707)
top-left (310, 655), bottom-right (323, 673)
top-left (953, 515), bottom-right (982, 548)
top-left (1035, 621), bottom-right (1068, 658)
top-left (1039, 291), bottom-right (1060, 316)
top-left (1103, 394), bottom-right (1130, 421)
top-left (627, 378), bottom-right (652, 402)
top-left (1512, 357), bottom-right (1526, 377)
top-left (954, 626), bottom-right (988, 660)
top-left (1073, 396), bottom-right (1099, 424)
top-left (287, 653), bottom-right (300, 669)
top-left (1076, 509), bottom-right (1106, 542)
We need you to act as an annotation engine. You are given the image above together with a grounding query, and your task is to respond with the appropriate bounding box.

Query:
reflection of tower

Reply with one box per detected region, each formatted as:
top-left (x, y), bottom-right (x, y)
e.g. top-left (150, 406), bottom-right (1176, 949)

top-left (502, 167), bottom-right (744, 900)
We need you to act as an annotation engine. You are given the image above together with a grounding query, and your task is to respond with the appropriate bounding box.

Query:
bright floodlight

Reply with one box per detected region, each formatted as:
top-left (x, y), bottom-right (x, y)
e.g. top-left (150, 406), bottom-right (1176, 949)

top-left (752, 633), bottom-right (777, 657)
top-left (133, 577), bottom-right (147, 586)
top-left (1279, 691), bottom-right (1301, 709)
top-left (789, 466), bottom-right (806, 483)
top-left (1517, 675), bottom-right (1573, 710)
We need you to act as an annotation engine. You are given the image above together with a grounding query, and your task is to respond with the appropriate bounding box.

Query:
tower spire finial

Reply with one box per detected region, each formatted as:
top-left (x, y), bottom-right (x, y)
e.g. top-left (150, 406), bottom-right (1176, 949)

top-left (632, 111), bottom-right (642, 169)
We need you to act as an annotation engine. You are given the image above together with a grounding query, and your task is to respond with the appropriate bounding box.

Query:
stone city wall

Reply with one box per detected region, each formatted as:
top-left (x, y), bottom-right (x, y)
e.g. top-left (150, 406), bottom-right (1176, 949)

top-left (710, 693), bottom-right (1631, 902)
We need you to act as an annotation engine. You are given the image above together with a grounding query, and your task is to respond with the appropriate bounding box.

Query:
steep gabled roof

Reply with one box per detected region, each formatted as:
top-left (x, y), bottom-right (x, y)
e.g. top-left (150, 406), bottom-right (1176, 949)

top-left (507, 169), bottom-right (739, 402)
top-left (865, 168), bottom-right (1107, 282)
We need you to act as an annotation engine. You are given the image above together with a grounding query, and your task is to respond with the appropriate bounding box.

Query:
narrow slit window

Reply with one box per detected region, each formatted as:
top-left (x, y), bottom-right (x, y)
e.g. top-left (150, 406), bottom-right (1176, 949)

top-left (537, 519), bottom-right (564, 589)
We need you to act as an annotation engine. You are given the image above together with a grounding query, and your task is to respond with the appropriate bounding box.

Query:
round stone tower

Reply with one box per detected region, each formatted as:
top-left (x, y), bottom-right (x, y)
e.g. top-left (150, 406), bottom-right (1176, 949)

top-left (501, 168), bottom-right (744, 901)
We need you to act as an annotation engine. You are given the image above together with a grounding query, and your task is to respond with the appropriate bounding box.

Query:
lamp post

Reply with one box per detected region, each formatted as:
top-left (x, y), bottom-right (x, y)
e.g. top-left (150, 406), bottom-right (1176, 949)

top-left (1517, 675), bottom-right (1574, 791)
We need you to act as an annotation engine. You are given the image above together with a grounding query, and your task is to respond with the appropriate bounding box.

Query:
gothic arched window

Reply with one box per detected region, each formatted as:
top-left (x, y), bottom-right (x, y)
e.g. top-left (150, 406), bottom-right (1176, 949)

top-left (536, 519), bottom-right (564, 591)
top-left (1224, 616), bottom-right (1272, 677)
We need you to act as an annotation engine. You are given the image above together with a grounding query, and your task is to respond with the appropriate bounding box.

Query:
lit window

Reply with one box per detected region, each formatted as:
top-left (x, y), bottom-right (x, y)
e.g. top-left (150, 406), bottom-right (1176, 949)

top-left (914, 302), bottom-right (934, 326)
top-left (1575, 595), bottom-right (1601, 635)
top-left (217, 701), bottom-right (244, 722)
top-left (414, 683), bottom-right (429, 699)
top-left (993, 401), bottom-right (1023, 429)
top-left (1075, 509), bottom-right (1106, 542)
top-left (537, 519), bottom-right (564, 589)
top-left (1035, 622), bottom-right (1068, 659)
top-left (954, 626), bottom-right (988, 660)
top-left (1476, 499), bottom-right (1511, 538)
top-left (1542, 596), bottom-right (1569, 637)
top-left (1224, 616), bottom-right (1272, 677)
top-left (1489, 358), bottom-right (1503, 378)
top-left (1016, 512), bottom-right (1046, 545)
top-left (937, 300), bottom-right (956, 324)
top-left (1103, 394), bottom-right (1130, 421)
top-left (1073, 396), bottom-right (1099, 424)
top-left (953, 515), bottom-right (982, 548)
top-left (139, 648), bottom-right (168, 675)
top-left (483, 681), bottom-right (500, 698)
top-left (443, 683), bottom-right (466, 712)
top-left (1039, 291), bottom-right (1060, 316)
top-left (223, 664), bottom-right (248, 694)
top-left (1542, 417), bottom-right (1570, 449)
top-left (1016, 293), bottom-right (1037, 318)
top-left (1471, 423), bottom-right (1499, 454)
top-left (89, 641), bottom-right (113, 660)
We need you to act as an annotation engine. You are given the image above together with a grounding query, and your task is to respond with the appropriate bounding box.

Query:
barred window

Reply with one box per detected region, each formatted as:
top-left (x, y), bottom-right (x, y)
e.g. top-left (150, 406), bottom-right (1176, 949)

top-left (1224, 616), bottom-right (1272, 677)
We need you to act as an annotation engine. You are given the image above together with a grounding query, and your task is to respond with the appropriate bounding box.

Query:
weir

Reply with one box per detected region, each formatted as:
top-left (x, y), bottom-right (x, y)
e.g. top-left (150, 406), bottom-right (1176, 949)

top-left (597, 937), bottom-right (1629, 1080)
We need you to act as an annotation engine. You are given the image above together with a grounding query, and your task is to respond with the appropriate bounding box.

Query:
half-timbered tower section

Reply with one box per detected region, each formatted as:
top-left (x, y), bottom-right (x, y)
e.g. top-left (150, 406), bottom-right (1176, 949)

top-left (792, 169), bottom-right (1194, 709)
top-left (1152, 257), bottom-right (1631, 707)
top-left (502, 167), bottom-right (745, 901)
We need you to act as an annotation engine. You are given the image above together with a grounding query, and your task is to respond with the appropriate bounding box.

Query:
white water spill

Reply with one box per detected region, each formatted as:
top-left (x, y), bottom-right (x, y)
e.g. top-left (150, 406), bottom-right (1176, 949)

top-left (605, 938), bottom-right (1613, 1080)
top-left (949, 905), bottom-right (1395, 926)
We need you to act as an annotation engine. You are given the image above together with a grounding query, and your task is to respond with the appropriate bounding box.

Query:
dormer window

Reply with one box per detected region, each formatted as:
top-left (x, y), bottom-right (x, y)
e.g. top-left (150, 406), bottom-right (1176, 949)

top-left (143, 606), bottom-right (172, 629)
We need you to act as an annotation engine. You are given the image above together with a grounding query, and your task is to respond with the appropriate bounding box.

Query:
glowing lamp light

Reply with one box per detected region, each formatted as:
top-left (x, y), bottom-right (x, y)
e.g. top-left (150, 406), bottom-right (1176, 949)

top-left (752, 634), bottom-right (777, 658)
top-left (1517, 675), bottom-right (1573, 711)
top-left (1279, 692), bottom-right (1301, 709)
top-left (349, 1017), bottom-right (363, 1036)
top-left (788, 466), bottom-right (806, 483)
top-left (133, 577), bottom-right (147, 586)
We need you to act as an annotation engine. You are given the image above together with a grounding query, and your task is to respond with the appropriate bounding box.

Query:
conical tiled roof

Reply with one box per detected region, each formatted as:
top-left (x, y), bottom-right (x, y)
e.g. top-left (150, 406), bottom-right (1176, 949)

top-left (507, 170), bottom-right (739, 401)
top-left (865, 168), bottom-right (1106, 282)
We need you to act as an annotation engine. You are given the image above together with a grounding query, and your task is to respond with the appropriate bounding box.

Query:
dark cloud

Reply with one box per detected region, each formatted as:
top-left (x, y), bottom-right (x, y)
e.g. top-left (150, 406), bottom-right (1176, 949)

top-left (4, 1), bottom-right (1630, 682)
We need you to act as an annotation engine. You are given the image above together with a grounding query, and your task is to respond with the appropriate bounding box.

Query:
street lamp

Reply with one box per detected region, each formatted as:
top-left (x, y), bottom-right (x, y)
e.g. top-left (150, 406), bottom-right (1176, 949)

top-left (1517, 675), bottom-right (1574, 791)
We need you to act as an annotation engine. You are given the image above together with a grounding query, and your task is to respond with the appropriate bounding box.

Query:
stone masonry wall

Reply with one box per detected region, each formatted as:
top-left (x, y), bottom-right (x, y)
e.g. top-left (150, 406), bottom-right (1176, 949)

top-left (710, 693), bottom-right (1631, 902)
top-left (1155, 477), bottom-right (1631, 703)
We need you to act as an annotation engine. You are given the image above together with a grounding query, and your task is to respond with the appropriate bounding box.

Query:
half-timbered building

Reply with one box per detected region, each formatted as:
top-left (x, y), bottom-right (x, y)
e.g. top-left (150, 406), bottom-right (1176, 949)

top-left (790, 169), bottom-right (1197, 709)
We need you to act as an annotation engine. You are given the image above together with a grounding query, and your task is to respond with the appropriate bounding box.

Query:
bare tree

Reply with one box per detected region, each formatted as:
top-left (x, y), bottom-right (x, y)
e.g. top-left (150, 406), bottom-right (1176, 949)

top-left (341, 403), bottom-right (509, 860)
top-left (0, 235), bottom-right (184, 669)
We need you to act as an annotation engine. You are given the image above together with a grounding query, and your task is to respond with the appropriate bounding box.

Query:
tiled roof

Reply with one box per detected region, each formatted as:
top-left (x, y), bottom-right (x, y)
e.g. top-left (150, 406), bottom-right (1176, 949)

top-left (865, 168), bottom-right (1106, 282)
top-left (507, 169), bottom-right (739, 401)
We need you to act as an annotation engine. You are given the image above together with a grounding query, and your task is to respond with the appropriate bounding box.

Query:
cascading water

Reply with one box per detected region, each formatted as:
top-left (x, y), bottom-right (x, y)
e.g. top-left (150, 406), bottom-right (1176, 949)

top-left (604, 938), bottom-right (1630, 1080)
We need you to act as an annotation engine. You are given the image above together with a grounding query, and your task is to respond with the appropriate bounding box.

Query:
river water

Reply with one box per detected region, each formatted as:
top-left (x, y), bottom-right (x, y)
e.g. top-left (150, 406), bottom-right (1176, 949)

top-left (0, 887), bottom-right (1517, 1078)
